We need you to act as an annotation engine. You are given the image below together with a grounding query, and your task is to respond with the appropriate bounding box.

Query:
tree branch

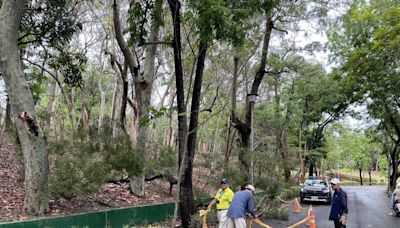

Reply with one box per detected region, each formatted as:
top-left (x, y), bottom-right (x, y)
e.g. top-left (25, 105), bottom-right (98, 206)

top-left (112, 0), bottom-right (138, 78)
top-left (142, 41), bottom-right (172, 45)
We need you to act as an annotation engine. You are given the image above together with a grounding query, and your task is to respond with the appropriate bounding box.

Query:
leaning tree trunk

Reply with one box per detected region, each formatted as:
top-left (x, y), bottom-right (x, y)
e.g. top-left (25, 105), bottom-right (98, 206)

top-left (359, 168), bottom-right (363, 185)
top-left (0, 0), bottom-right (49, 215)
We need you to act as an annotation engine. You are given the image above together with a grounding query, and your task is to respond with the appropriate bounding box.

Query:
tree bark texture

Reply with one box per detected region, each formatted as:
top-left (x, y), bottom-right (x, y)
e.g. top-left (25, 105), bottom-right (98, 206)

top-left (0, 0), bottom-right (49, 215)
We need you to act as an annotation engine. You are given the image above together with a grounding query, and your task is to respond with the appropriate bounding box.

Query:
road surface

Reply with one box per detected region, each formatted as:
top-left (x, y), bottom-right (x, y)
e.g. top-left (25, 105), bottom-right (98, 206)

top-left (259, 186), bottom-right (400, 228)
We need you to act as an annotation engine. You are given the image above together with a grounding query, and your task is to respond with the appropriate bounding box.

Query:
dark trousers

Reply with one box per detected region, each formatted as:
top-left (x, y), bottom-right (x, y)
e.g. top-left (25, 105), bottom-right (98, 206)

top-left (333, 220), bottom-right (346, 228)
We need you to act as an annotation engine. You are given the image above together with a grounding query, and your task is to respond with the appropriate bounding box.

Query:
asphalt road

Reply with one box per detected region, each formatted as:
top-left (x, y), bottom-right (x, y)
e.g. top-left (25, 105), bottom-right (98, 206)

top-left (259, 186), bottom-right (400, 228)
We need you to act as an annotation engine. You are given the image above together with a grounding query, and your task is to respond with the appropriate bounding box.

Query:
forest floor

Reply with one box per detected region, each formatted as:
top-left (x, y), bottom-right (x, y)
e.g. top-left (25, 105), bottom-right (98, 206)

top-left (0, 132), bottom-right (183, 223)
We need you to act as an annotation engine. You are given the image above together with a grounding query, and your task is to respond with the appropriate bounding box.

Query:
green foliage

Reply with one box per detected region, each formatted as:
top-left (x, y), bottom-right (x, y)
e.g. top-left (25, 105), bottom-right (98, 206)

top-left (279, 186), bottom-right (300, 200)
top-left (255, 194), bottom-right (289, 220)
top-left (49, 150), bottom-right (109, 197)
top-left (139, 107), bottom-right (169, 127)
top-left (48, 125), bottom-right (140, 197)
top-left (26, 67), bottom-right (50, 103)
top-left (327, 0), bottom-right (400, 136)
top-left (128, 0), bottom-right (164, 46)
top-left (325, 124), bottom-right (376, 172)
top-left (184, 0), bottom-right (283, 46)
top-left (186, 0), bottom-right (251, 45)
top-left (48, 50), bottom-right (87, 88)
top-left (20, 0), bottom-right (81, 48)
top-left (143, 144), bottom-right (176, 178)
top-left (378, 155), bottom-right (388, 172)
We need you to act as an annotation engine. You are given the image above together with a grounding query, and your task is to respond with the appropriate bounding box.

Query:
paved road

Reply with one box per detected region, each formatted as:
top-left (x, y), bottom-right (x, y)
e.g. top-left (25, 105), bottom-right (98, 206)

top-left (259, 186), bottom-right (400, 228)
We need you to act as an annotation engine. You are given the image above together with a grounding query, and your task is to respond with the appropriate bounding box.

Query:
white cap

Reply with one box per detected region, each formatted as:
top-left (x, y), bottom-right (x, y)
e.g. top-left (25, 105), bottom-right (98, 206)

top-left (245, 184), bottom-right (255, 192)
top-left (330, 178), bottom-right (341, 185)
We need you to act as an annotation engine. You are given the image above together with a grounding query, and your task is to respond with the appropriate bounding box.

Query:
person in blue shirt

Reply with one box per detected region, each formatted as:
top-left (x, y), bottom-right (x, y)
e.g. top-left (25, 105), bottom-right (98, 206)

top-left (227, 184), bottom-right (257, 228)
top-left (329, 178), bottom-right (348, 228)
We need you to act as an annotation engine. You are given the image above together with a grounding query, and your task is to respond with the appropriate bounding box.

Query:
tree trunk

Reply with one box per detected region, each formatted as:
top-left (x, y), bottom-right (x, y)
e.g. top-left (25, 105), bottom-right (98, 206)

top-left (66, 88), bottom-right (76, 133)
top-left (109, 55), bottom-right (122, 137)
top-left (181, 40), bottom-right (208, 227)
top-left (368, 168), bottom-right (371, 186)
top-left (129, 0), bottom-right (162, 197)
top-left (230, 54), bottom-right (250, 180)
top-left (0, 0), bottom-right (49, 214)
top-left (98, 80), bottom-right (105, 131)
top-left (5, 96), bottom-right (12, 130)
top-left (168, 0), bottom-right (193, 226)
top-left (45, 78), bottom-right (57, 136)
top-left (358, 168), bottom-right (363, 185)
top-left (390, 141), bottom-right (399, 190)
top-left (232, 15), bottom-right (273, 182)
top-left (309, 163), bottom-right (314, 177)
top-left (299, 127), bottom-right (306, 183)
top-left (274, 74), bottom-right (292, 182)
top-left (120, 73), bottom-right (128, 130)
top-left (80, 87), bottom-right (90, 132)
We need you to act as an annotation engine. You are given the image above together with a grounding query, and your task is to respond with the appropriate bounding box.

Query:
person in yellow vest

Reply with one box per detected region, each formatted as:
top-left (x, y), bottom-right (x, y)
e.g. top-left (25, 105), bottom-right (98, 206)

top-left (207, 178), bottom-right (235, 228)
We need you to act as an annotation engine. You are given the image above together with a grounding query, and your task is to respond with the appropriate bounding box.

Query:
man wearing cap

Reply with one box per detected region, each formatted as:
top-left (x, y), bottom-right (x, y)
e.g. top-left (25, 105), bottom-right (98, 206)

top-left (227, 184), bottom-right (257, 228)
top-left (207, 178), bottom-right (235, 228)
top-left (329, 178), bottom-right (348, 228)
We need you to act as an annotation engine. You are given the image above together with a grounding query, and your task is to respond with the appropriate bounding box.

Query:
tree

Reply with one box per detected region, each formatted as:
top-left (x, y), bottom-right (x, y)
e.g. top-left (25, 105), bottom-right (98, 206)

top-left (338, 128), bottom-right (372, 185)
top-left (112, 0), bottom-right (163, 196)
top-left (327, 0), bottom-right (400, 189)
top-left (0, 0), bottom-right (49, 214)
top-left (168, 0), bottom-right (253, 225)
top-left (231, 0), bottom-right (343, 182)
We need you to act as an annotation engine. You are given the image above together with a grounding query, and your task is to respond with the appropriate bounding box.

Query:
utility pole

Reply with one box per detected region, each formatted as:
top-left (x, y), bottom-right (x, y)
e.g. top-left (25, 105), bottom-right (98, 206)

top-left (247, 93), bottom-right (257, 185)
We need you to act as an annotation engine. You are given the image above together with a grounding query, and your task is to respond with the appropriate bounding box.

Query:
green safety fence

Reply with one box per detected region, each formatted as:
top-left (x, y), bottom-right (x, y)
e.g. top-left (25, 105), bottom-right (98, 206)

top-left (0, 193), bottom-right (264, 228)
top-left (0, 201), bottom-right (180, 228)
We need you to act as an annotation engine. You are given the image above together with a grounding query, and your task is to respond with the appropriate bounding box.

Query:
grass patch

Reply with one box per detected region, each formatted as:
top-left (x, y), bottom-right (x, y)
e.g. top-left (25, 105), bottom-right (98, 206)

top-left (328, 169), bottom-right (387, 185)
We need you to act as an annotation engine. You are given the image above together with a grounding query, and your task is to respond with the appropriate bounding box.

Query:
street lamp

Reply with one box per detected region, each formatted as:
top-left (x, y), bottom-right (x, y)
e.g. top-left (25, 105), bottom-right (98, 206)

top-left (247, 93), bottom-right (257, 185)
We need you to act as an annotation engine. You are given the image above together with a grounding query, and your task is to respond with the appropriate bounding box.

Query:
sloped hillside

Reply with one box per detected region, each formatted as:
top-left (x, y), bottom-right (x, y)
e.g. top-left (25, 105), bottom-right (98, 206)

top-left (0, 132), bottom-right (179, 222)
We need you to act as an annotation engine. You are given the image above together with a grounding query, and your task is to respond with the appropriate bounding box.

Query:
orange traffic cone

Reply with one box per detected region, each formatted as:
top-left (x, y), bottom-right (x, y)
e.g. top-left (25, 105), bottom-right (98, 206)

top-left (292, 197), bottom-right (301, 213)
top-left (308, 205), bottom-right (317, 228)
top-left (306, 205), bottom-right (311, 225)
